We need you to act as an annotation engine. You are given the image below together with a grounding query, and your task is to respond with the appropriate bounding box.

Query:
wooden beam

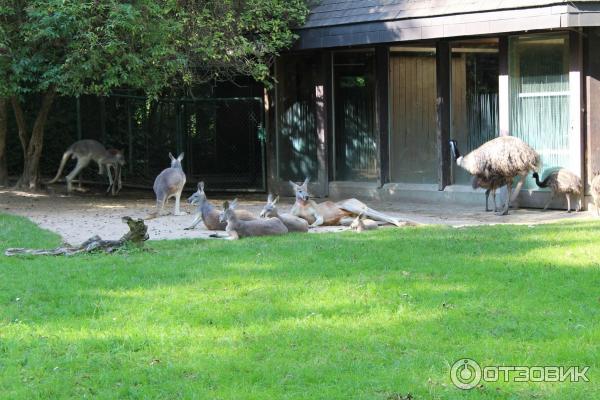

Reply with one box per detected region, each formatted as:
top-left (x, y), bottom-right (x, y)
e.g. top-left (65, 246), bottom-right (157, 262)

top-left (585, 28), bottom-right (600, 196)
top-left (436, 41), bottom-right (451, 191)
top-left (498, 36), bottom-right (509, 136)
top-left (376, 46), bottom-right (390, 187)
top-left (315, 52), bottom-right (329, 197)
top-left (569, 30), bottom-right (585, 191)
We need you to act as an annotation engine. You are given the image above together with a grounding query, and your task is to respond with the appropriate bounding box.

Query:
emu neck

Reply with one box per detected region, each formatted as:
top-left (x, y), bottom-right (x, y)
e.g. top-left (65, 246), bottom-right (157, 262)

top-left (534, 174), bottom-right (549, 188)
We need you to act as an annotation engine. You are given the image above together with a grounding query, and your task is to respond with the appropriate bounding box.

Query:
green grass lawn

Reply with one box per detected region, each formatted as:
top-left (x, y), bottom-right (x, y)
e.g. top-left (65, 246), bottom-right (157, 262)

top-left (0, 213), bottom-right (599, 399)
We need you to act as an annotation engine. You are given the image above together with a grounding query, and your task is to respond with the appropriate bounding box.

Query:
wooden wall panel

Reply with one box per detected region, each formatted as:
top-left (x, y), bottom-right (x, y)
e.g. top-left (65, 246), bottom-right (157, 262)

top-left (389, 53), bottom-right (438, 184)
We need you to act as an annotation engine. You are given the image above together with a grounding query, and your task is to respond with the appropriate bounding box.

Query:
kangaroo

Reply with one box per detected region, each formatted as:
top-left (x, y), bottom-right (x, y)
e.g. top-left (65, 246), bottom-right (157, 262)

top-left (289, 178), bottom-right (416, 227)
top-left (219, 199), bottom-right (288, 240)
top-left (147, 152), bottom-right (186, 219)
top-left (350, 213), bottom-right (379, 232)
top-left (185, 181), bottom-right (255, 230)
top-left (260, 194), bottom-right (309, 233)
top-left (48, 139), bottom-right (125, 195)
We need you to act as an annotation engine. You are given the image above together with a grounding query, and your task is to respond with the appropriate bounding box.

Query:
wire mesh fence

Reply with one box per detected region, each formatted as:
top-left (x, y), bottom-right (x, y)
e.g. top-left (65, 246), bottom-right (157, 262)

top-left (6, 93), bottom-right (267, 192)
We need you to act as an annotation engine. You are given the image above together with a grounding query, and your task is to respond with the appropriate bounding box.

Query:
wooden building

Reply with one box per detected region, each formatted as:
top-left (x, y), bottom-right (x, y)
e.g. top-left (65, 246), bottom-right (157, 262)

top-left (267, 0), bottom-right (600, 210)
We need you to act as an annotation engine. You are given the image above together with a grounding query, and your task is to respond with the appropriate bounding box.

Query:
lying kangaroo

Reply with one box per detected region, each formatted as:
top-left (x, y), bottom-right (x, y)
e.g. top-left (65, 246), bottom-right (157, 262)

top-left (147, 152), bottom-right (186, 219)
top-left (290, 178), bottom-right (414, 227)
top-left (185, 181), bottom-right (255, 230)
top-left (350, 213), bottom-right (379, 232)
top-left (260, 194), bottom-right (309, 233)
top-left (48, 139), bottom-right (125, 195)
top-left (219, 199), bottom-right (288, 240)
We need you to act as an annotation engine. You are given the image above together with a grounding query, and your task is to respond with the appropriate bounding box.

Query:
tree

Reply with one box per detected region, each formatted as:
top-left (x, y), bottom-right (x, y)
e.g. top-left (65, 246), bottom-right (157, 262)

top-left (0, 0), bottom-right (309, 189)
top-left (0, 1), bottom-right (184, 189)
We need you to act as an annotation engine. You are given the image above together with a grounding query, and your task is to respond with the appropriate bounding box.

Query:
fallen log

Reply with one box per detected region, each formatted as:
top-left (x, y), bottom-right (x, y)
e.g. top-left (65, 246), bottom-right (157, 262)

top-left (5, 216), bottom-right (149, 256)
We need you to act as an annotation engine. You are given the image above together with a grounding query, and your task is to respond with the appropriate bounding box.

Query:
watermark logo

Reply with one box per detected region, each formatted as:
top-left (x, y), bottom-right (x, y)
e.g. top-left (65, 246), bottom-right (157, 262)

top-left (450, 358), bottom-right (482, 390)
top-left (450, 359), bottom-right (590, 390)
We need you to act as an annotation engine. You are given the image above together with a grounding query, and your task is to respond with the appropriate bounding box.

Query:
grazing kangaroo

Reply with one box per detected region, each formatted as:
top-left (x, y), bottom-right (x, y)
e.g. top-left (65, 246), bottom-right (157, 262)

top-left (289, 178), bottom-right (415, 227)
top-left (185, 181), bottom-right (255, 230)
top-left (147, 152), bottom-right (186, 219)
top-left (48, 139), bottom-right (125, 195)
top-left (350, 213), bottom-right (379, 232)
top-left (219, 199), bottom-right (288, 240)
top-left (260, 194), bottom-right (309, 233)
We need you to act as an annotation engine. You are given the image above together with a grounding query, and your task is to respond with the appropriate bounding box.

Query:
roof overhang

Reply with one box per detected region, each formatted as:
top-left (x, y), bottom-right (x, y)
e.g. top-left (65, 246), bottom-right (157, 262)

top-left (294, 3), bottom-right (600, 49)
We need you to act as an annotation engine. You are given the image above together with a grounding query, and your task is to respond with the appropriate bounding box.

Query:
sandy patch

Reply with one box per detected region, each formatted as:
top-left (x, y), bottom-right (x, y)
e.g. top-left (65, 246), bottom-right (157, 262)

top-left (0, 185), bottom-right (594, 244)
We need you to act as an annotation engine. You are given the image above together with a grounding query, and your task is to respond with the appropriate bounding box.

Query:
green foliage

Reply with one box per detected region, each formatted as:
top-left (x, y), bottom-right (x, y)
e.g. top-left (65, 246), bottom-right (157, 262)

top-left (1, 213), bottom-right (600, 399)
top-left (0, 0), bottom-right (309, 99)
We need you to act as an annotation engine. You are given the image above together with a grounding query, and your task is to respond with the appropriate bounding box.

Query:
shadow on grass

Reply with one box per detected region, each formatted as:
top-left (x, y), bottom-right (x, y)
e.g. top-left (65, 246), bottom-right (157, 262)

top-left (1, 215), bottom-right (599, 398)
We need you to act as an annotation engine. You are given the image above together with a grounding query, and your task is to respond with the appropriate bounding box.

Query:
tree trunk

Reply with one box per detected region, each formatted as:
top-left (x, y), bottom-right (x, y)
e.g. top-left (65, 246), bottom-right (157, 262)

top-left (13, 89), bottom-right (56, 190)
top-left (0, 98), bottom-right (8, 187)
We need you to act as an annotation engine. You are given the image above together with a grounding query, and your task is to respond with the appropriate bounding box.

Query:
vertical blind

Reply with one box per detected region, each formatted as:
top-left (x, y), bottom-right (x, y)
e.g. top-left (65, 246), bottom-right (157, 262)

top-left (509, 34), bottom-right (570, 188)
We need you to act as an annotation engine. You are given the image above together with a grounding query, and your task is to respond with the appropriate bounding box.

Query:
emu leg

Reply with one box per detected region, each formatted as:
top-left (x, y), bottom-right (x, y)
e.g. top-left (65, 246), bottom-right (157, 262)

top-left (485, 189), bottom-right (491, 212)
top-left (492, 189), bottom-right (498, 212)
top-left (543, 194), bottom-right (555, 211)
top-left (499, 181), bottom-right (512, 216)
top-left (566, 194), bottom-right (572, 213)
top-left (509, 173), bottom-right (527, 204)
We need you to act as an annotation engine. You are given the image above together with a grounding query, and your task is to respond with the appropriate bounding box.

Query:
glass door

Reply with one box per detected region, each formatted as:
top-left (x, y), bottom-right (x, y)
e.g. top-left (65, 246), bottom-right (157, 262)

top-left (450, 39), bottom-right (499, 185)
top-left (332, 52), bottom-right (377, 182)
top-left (509, 34), bottom-right (571, 188)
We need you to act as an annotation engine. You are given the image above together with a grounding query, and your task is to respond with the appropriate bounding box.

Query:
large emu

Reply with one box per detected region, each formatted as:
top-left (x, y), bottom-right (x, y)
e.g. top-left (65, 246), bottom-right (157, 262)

top-left (532, 169), bottom-right (582, 212)
top-left (450, 136), bottom-right (540, 215)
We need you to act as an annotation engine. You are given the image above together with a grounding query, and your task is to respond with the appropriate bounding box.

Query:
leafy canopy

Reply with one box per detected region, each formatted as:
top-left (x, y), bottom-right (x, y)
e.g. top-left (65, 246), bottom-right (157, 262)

top-left (0, 0), bottom-right (309, 98)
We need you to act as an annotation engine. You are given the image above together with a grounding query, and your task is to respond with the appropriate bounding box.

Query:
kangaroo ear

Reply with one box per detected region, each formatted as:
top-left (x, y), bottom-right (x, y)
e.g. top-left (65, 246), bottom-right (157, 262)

top-left (177, 152), bottom-right (184, 161)
top-left (289, 180), bottom-right (298, 189)
top-left (198, 181), bottom-right (204, 191)
top-left (303, 177), bottom-right (310, 187)
top-left (223, 201), bottom-right (229, 210)
top-left (230, 198), bottom-right (238, 209)
top-left (169, 152), bottom-right (175, 161)
top-left (273, 196), bottom-right (279, 205)
top-left (267, 193), bottom-right (273, 203)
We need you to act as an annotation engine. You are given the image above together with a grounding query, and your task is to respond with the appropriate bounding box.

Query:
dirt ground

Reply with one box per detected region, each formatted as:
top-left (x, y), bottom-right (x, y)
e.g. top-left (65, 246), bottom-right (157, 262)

top-left (0, 184), bottom-right (594, 244)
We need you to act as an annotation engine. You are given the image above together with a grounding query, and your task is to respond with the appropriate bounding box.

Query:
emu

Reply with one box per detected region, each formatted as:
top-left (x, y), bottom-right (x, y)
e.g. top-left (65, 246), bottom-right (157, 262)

top-left (532, 169), bottom-right (582, 213)
top-left (450, 136), bottom-right (540, 215)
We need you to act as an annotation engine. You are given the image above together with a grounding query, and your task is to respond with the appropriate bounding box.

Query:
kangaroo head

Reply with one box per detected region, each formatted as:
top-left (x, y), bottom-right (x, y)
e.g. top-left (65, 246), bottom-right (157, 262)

top-left (219, 199), bottom-right (238, 224)
top-left (106, 149), bottom-right (126, 166)
top-left (260, 194), bottom-right (279, 218)
top-left (289, 178), bottom-right (310, 202)
top-left (188, 181), bottom-right (207, 206)
top-left (169, 152), bottom-right (184, 169)
top-left (350, 213), bottom-right (365, 232)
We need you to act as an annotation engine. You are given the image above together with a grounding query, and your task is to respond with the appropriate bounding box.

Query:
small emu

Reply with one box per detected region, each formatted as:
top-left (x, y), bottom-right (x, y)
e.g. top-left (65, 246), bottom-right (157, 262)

top-left (532, 169), bottom-right (582, 212)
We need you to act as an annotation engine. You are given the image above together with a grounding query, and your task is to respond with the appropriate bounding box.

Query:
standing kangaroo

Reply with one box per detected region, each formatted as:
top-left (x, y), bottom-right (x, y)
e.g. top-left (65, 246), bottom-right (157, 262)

top-left (219, 199), bottom-right (288, 240)
top-left (289, 178), bottom-right (414, 227)
top-left (260, 194), bottom-right (309, 233)
top-left (147, 152), bottom-right (186, 219)
top-left (185, 181), bottom-right (255, 230)
top-left (48, 139), bottom-right (125, 195)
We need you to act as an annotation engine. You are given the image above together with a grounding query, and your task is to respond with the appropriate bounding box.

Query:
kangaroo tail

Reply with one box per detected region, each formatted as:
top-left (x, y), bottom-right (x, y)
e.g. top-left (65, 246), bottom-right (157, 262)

top-left (337, 198), bottom-right (420, 227)
top-left (48, 151), bottom-right (73, 183)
